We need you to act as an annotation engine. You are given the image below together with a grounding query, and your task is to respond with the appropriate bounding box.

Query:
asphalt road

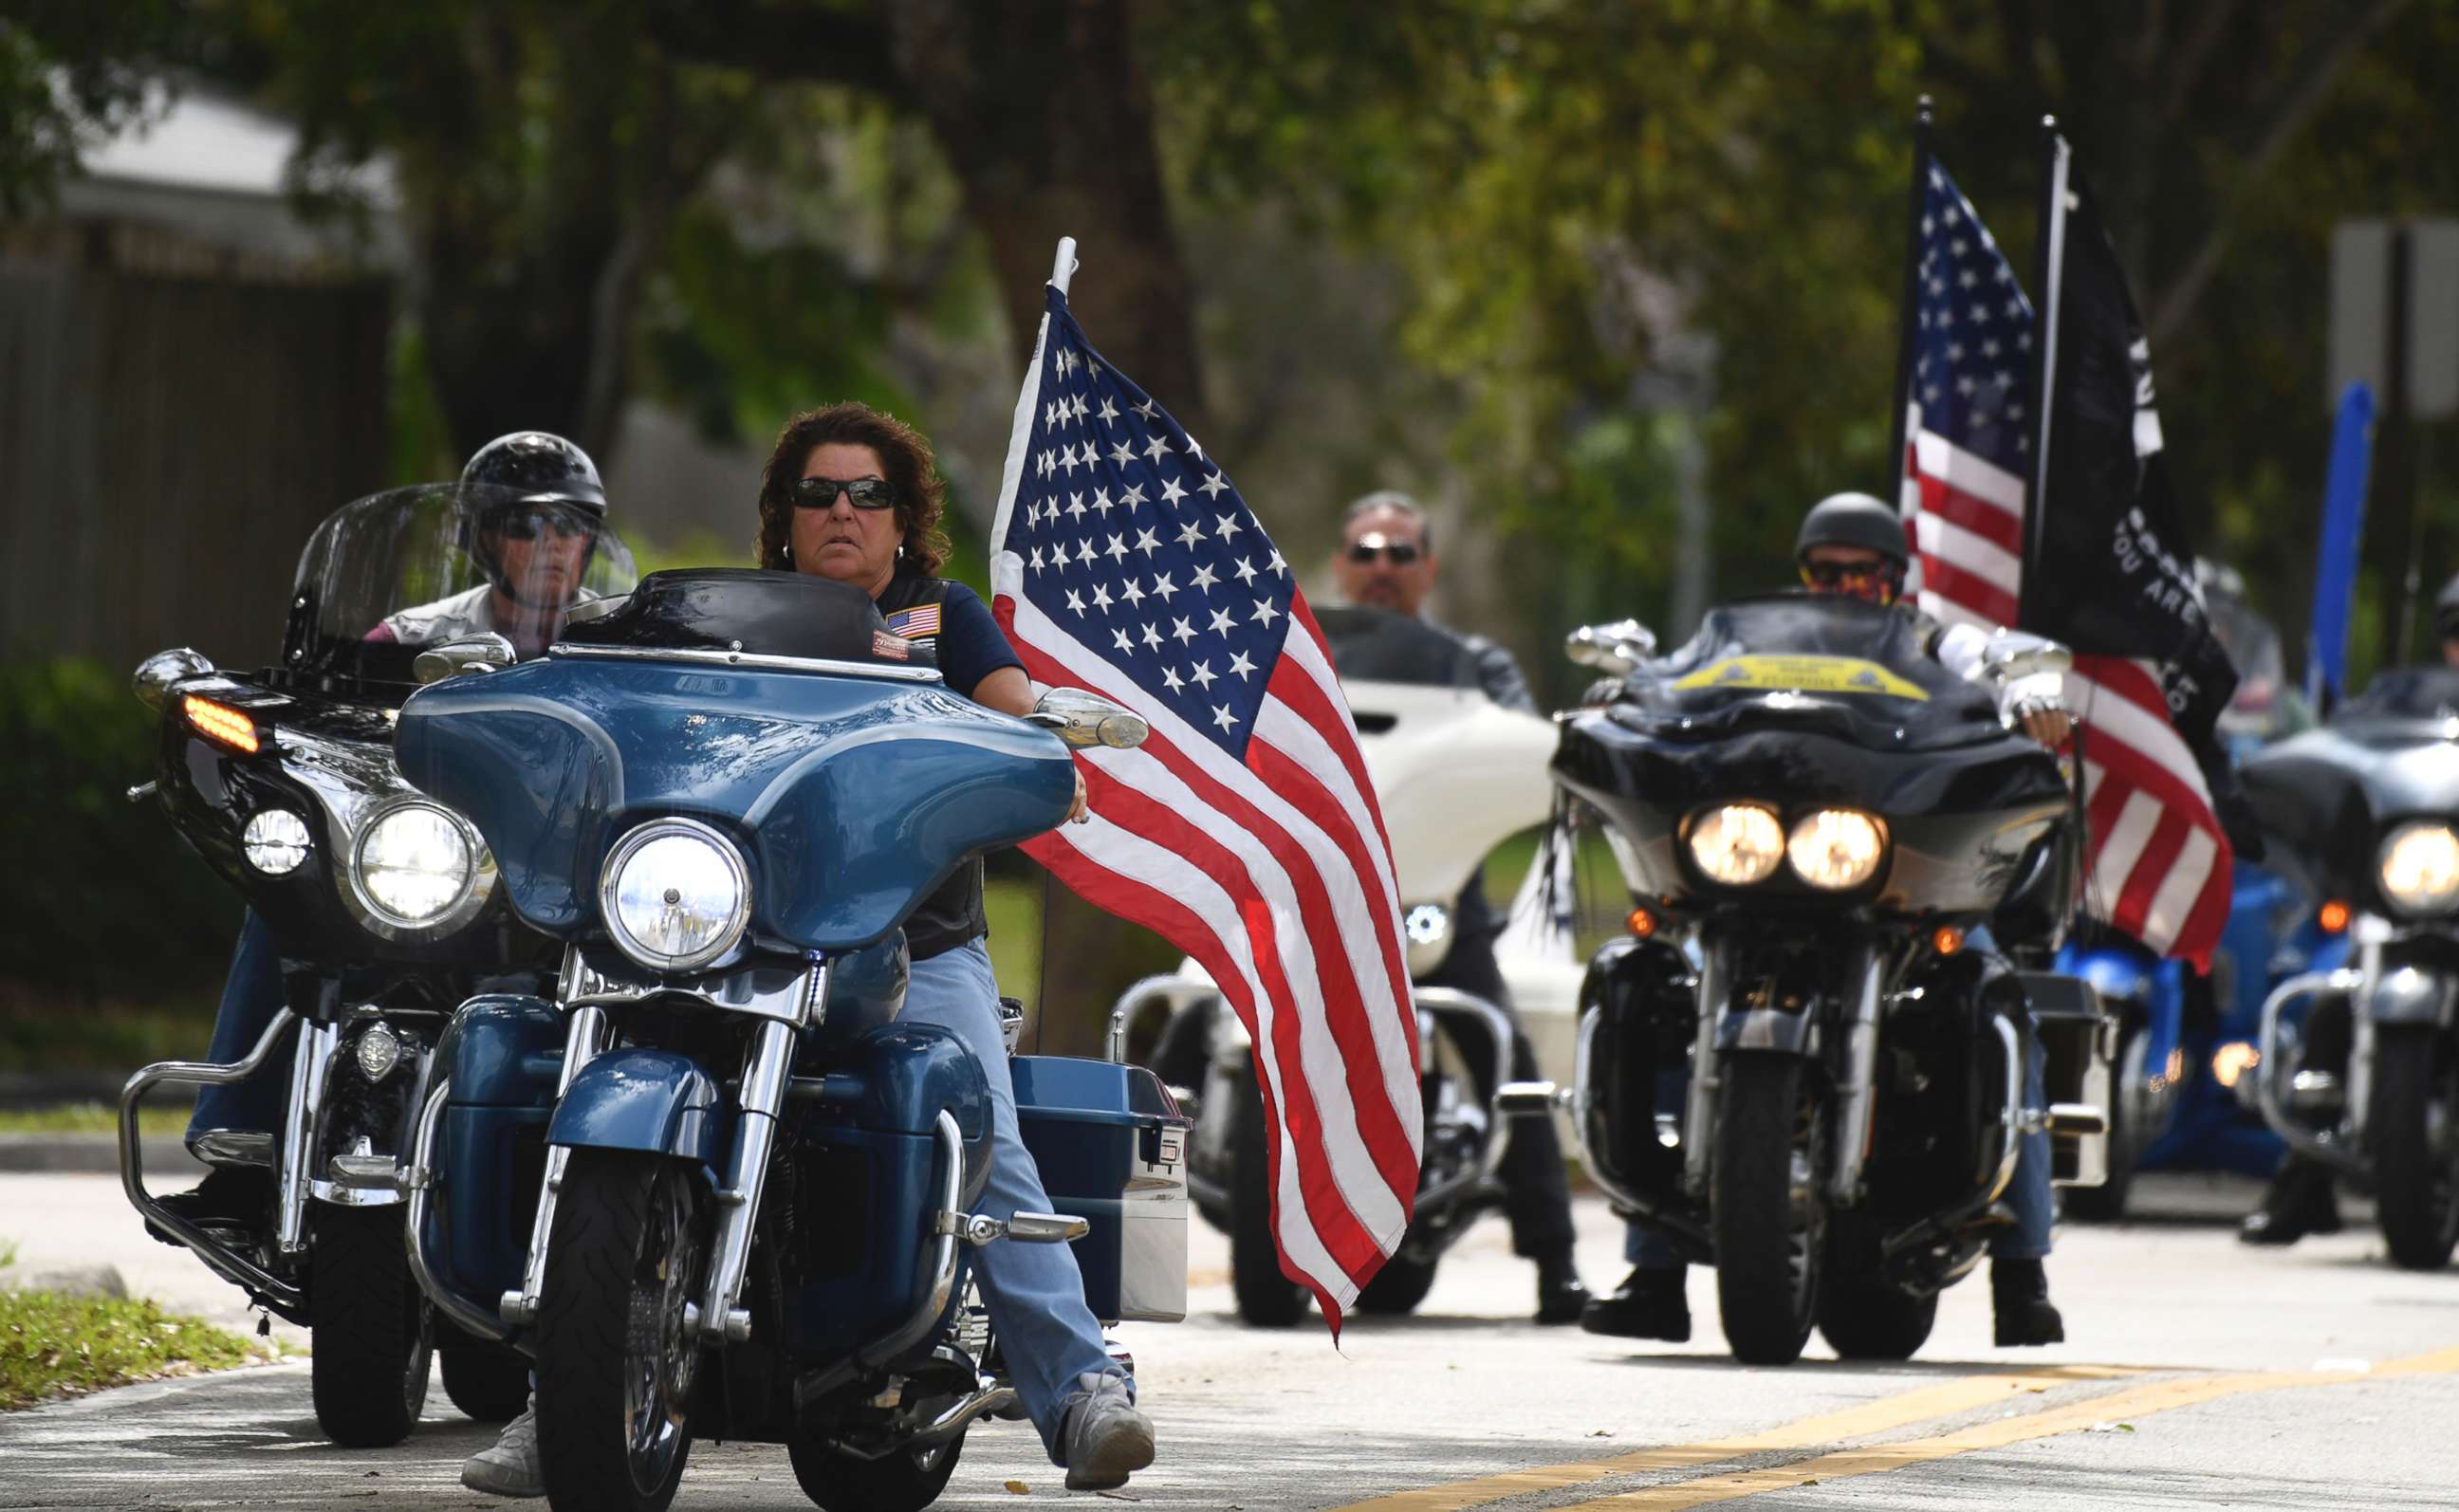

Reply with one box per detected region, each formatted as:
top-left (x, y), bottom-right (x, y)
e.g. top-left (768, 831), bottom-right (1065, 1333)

top-left (2, 1171), bottom-right (2454, 1511)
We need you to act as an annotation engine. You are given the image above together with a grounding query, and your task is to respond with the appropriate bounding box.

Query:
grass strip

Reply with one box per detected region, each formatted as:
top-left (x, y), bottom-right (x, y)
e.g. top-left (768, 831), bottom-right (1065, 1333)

top-left (0, 1287), bottom-right (272, 1410)
top-left (0, 1103), bottom-right (191, 1137)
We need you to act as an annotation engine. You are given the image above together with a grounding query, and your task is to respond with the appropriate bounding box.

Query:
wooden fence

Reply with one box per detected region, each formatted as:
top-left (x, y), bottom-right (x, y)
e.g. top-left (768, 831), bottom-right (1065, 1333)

top-left (0, 248), bottom-right (392, 675)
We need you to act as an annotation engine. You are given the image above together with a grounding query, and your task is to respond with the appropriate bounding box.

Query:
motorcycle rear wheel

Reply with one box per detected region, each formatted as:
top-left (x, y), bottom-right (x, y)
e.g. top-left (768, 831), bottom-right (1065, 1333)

top-left (534, 1152), bottom-right (706, 1512)
top-left (1816, 1270), bottom-right (1937, 1360)
top-left (1228, 1081), bottom-right (1310, 1327)
top-left (308, 1205), bottom-right (433, 1447)
top-left (787, 1430), bottom-right (965, 1512)
top-left (1354, 1250), bottom-right (1438, 1316)
top-left (1711, 1055), bottom-right (1829, 1366)
top-left (2370, 1026), bottom-right (2459, 1272)
top-left (440, 1342), bottom-right (532, 1423)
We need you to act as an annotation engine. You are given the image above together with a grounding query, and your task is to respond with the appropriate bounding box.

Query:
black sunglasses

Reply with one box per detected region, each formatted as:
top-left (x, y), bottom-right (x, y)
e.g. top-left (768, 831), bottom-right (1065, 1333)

top-left (485, 505), bottom-right (594, 541)
top-left (1801, 559), bottom-right (1901, 588)
top-left (1346, 540), bottom-right (1423, 566)
top-left (793, 475), bottom-right (898, 511)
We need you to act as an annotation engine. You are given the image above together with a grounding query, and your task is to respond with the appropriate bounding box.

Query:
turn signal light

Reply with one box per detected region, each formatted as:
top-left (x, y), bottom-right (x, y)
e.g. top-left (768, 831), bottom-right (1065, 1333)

top-left (182, 694), bottom-right (259, 754)
top-left (2318, 899), bottom-right (2351, 934)
top-left (1932, 926), bottom-right (1965, 956)
top-left (2211, 1042), bottom-right (2261, 1089)
top-left (1627, 906), bottom-right (1659, 939)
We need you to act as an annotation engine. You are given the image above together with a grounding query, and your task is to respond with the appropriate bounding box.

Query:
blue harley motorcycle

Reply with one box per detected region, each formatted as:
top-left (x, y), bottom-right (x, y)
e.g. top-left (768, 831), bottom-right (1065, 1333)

top-left (390, 570), bottom-right (1189, 1512)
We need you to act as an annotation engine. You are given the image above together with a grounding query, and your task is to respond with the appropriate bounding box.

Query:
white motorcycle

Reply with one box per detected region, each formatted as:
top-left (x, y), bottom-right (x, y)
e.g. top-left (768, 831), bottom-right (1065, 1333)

top-left (1109, 606), bottom-right (1574, 1324)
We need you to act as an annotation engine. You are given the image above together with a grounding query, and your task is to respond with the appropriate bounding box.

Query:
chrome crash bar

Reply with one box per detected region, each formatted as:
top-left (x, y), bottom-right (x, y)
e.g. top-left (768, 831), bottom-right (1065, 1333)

top-left (402, 1078), bottom-right (516, 1345)
top-left (2256, 968), bottom-right (2370, 1178)
top-left (120, 1010), bottom-right (308, 1312)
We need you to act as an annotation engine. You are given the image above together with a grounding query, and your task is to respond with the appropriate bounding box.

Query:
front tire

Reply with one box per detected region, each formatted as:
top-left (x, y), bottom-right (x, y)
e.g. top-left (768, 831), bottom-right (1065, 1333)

top-left (1228, 1081), bottom-right (1310, 1327)
top-left (308, 1205), bottom-right (433, 1447)
top-left (534, 1152), bottom-right (707, 1512)
top-left (1711, 1055), bottom-right (1828, 1366)
top-left (787, 1432), bottom-right (965, 1512)
top-left (2370, 1026), bottom-right (2459, 1272)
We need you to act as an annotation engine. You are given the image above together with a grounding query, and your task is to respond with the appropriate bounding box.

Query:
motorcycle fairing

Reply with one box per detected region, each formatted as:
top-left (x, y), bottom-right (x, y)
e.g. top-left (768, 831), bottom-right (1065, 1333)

top-left (2243, 711), bottom-right (2459, 915)
top-left (398, 656), bottom-right (1076, 953)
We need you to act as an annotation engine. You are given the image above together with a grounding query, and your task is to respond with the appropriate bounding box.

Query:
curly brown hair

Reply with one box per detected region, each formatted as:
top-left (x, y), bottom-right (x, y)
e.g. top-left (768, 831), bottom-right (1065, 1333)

top-left (754, 402), bottom-right (952, 578)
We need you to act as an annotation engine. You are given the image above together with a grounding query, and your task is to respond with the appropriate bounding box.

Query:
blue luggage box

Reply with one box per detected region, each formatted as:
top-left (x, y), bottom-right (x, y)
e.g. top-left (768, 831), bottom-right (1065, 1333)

top-left (1011, 1056), bottom-right (1192, 1324)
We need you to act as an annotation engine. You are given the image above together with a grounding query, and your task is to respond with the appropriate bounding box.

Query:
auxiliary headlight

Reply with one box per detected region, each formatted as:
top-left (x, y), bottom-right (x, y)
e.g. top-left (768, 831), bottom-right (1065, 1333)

top-left (600, 819), bottom-right (752, 973)
top-left (1786, 808), bottom-right (1888, 891)
top-left (243, 809), bottom-right (312, 876)
top-left (2378, 821), bottom-right (2459, 915)
top-left (354, 803), bottom-right (476, 925)
top-left (1402, 902), bottom-right (1452, 976)
top-left (1688, 803), bottom-right (1784, 886)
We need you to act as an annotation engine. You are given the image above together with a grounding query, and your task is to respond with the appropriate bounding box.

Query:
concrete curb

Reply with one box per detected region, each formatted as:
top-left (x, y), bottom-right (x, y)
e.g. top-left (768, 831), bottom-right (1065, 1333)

top-left (0, 1134), bottom-right (203, 1177)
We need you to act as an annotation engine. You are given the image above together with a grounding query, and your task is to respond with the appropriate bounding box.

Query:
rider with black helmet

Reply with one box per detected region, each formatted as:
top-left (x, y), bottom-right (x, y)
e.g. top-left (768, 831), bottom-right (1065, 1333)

top-left (368, 433), bottom-right (613, 658)
top-left (156, 434), bottom-right (614, 1236)
top-left (1581, 490), bottom-right (2075, 1348)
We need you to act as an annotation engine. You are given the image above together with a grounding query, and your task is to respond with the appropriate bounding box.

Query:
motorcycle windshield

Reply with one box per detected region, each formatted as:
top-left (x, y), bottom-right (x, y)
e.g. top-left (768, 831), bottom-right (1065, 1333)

top-left (1611, 594), bottom-right (2001, 750)
top-left (2338, 666), bottom-right (2459, 726)
top-left (397, 573), bottom-right (1075, 955)
top-left (1316, 605), bottom-right (1484, 689)
top-left (283, 484), bottom-right (638, 693)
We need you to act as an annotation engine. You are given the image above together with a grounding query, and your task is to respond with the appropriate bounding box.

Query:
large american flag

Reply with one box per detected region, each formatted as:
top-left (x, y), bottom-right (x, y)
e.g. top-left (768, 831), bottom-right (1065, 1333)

top-left (989, 281), bottom-right (1420, 1324)
top-left (1898, 154), bottom-right (2231, 968)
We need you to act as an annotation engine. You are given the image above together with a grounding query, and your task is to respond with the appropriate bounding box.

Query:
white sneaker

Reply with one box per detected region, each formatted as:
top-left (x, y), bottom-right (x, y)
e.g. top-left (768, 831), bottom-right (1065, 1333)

top-left (461, 1401), bottom-right (544, 1498)
top-left (1061, 1372), bottom-right (1154, 1492)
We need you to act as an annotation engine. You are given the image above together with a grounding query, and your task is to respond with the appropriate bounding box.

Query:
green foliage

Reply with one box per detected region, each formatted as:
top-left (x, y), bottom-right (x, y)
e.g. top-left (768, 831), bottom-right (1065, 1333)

top-left (0, 1285), bottom-right (269, 1411)
top-left (0, 661), bottom-right (234, 1009)
top-left (0, 1104), bottom-right (188, 1137)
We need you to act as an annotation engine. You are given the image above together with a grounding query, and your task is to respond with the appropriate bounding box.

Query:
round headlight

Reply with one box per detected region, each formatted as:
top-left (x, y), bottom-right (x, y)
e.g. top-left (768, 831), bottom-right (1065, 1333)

top-left (243, 809), bottom-right (312, 876)
top-left (1787, 808), bottom-right (1888, 891)
top-left (355, 803), bottom-right (475, 924)
top-left (601, 820), bottom-right (751, 972)
top-left (2378, 821), bottom-right (2459, 914)
top-left (1688, 804), bottom-right (1784, 886)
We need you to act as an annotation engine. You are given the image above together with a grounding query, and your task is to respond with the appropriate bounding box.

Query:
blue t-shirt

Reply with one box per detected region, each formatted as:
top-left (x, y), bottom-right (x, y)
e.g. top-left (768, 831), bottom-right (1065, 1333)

top-left (878, 575), bottom-right (1023, 700)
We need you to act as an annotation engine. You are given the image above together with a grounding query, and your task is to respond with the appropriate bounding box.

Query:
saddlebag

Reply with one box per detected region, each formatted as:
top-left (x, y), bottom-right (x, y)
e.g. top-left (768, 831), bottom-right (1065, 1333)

top-left (431, 995), bottom-right (564, 1312)
top-left (1574, 936), bottom-right (1696, 1209)
top-left (2016, 971), bottom-right (2116, 1188)
top-left (1012, 1057), bottom-right (1192, 1325)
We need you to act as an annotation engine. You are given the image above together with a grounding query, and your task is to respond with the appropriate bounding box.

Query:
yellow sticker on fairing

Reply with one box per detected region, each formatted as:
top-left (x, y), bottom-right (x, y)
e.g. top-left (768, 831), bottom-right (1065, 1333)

top-left (1671, 655), bottom-right (1931, 699)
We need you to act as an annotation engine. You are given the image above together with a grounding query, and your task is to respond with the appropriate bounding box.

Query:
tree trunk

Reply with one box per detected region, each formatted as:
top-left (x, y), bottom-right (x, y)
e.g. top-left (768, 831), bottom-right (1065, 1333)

top-left (877, 0), bottom-right (1204, 1045)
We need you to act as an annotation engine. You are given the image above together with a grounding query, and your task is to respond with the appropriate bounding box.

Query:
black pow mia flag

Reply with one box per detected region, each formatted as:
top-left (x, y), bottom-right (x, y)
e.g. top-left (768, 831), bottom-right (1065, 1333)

top-left (2024, 138), bottom-right (2238, 754)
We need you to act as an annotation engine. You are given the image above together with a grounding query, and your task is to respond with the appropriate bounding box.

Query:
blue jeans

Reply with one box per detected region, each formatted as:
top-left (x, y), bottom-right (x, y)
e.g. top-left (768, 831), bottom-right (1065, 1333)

top-left (186, 911), bottom-right (292, 1147)
top-left (900, 938), bottom-right (1125, 1463)
top-left (1625, 1036), bottom-right (2054, 1269)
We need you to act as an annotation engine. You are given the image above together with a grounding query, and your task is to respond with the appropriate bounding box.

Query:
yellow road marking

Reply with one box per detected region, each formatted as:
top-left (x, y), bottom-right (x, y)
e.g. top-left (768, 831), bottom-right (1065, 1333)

top-left (1564, 1345), bottom-right (2459, 1508)
top-left (1327, 1366), bottom-right (2141, 1512)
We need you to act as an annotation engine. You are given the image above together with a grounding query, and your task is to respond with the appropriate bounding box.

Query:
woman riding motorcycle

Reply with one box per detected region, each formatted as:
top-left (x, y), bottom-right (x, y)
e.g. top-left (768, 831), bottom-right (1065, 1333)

top-left (458, 402), bottom-right (1156, 1500)
top-left (1581, 491), bottom-right (2075, 1349)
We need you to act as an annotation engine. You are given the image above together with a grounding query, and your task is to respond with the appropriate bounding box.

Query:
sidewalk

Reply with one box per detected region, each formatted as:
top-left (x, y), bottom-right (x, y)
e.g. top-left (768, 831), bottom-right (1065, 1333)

top-left (4, 1171), bottom-right (304, 1344)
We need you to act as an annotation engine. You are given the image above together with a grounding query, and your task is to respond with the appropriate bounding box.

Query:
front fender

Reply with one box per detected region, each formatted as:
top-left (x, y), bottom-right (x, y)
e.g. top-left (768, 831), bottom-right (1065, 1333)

top-left (2363, 966), bottom-right (2458, 1027)
top-left (1714, 1008), bottom-right (1819, 1056)
top-left (546, 1048), bottom-right (726, 1167)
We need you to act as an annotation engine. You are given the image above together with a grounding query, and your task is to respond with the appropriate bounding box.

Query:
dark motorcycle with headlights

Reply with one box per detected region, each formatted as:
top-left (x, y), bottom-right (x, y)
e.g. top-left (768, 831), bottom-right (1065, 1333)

top-left (1509, 599), bottom-right (2115, 1365)
top-left (2243, 665), bottom-right (2459, 1270)
top-left (120, 482), bottom-right (637, 1444)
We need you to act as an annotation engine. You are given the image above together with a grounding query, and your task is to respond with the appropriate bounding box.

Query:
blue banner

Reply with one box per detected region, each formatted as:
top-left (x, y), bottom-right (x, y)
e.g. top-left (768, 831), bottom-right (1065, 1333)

top-left (2306, 382), bottom-right (2376, 709)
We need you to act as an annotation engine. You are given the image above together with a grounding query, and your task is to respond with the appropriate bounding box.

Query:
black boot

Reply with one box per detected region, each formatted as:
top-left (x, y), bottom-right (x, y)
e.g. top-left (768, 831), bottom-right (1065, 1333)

top-left (147, 1166), bottom-right (271, 1247)
top-left (1579, 1267), bottom-right (1690, 1342)
top-left (1534, 1248), bottom-right (1588, 1325)
top-left (2238, 1159), bottom-right (2340, 1246)
top-left (1991, 1257), bottom-right (2064, 1347)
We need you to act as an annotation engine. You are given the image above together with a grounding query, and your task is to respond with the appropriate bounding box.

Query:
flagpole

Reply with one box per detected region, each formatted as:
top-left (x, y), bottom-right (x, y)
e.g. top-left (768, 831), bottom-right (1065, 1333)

top-left (1050, 235), bottom-right (1079, 298)
top-left (1028, 232), bottom-right (1076, 1050)
top-left (1883, 96), bottom-right (1934, 511)
top-left (2025, 116), bottom-right (2071, 627)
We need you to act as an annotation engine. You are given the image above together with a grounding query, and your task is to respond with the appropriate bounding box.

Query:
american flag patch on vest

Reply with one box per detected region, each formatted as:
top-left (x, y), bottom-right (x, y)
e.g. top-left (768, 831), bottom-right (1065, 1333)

top-left (884, 603), bottom-right (942, 639)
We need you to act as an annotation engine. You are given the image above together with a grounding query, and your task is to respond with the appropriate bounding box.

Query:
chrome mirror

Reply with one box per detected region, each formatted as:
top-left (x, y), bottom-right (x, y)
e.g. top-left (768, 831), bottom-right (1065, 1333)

top-left (1981, 630), bottom-right (2073, 683)
top-left (1564, 618), bottom-right (1657, 675)
top-left (1027, 688), bottom-right (1150, 749)
top-left (415, 633), bottom-right (519, 685)
top-left (133, 648), bottom-right (215, 711)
